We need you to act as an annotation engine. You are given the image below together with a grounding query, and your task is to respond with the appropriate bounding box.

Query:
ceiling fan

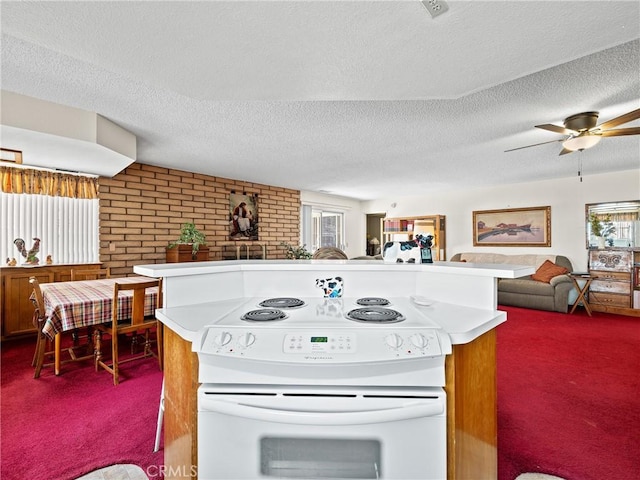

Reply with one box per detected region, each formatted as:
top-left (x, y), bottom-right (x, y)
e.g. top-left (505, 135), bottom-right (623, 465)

top-left (505, 108), bottom-right (640, 155)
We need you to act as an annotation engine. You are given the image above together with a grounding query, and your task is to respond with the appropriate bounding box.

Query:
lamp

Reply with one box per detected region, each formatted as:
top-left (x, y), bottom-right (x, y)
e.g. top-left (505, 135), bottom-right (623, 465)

top-left (562, 132), bottom-right (601, 152)
top-left (368, 237), bottom-right (380, 256)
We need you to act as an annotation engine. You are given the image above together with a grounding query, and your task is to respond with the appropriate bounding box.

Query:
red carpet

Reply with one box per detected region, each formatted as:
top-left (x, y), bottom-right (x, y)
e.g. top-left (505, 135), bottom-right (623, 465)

top-left (2, 308), bottom-right (638, 480)
top-left (497, 306), bottom-right (640, 480)
top-left (1, 336), bottom-right (164, 480)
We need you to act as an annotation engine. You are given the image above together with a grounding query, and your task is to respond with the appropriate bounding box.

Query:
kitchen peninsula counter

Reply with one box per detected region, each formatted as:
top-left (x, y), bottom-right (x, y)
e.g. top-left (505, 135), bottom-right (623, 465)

top-left (135, 259), bottom-right (534, 480)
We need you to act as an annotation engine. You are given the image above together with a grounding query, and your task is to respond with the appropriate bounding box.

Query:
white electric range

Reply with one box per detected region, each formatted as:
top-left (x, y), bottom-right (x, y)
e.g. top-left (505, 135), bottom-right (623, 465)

top-left (195, 295), bottom-right (452, 480)
top-left (195, 295), bottom-right (452, 387)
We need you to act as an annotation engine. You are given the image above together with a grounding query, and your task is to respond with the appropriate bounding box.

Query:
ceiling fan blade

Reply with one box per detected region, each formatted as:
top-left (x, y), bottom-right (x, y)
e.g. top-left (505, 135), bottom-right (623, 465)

top-left (558, 148), bottom-right (574, 156)
top-left (599, 127), bottom-right (640, 137)
top-left (504, 138), bottom-right (564, 153)
top-left (535, 124), bottom-right (575, 135)
top-left (596, 108), bottom-right (640, 130)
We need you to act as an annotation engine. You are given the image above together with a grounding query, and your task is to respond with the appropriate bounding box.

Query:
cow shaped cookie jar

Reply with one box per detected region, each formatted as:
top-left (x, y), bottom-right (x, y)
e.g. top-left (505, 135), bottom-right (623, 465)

top-left (315, 276), bottom-right (344, 298)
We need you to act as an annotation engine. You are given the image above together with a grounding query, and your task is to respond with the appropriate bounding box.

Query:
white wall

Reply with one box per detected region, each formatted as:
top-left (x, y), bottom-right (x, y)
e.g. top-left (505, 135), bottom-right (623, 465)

top-left (360, 169), bottom-right (640, 272)
top-left (302, 169), bottom-right (639, 270)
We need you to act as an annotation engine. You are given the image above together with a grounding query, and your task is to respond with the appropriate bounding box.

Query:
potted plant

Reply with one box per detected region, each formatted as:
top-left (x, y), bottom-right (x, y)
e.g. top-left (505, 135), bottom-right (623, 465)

top-left (589, 213), bottom-right (603, 239)
top-left (279, 242), bottom-right (313, 259)
top-left (600, 215), bottom-right (616, 240)
top-left (167, 222), bottom-right (209, 262)
top-left (589, 213), bottom-right (615, 248)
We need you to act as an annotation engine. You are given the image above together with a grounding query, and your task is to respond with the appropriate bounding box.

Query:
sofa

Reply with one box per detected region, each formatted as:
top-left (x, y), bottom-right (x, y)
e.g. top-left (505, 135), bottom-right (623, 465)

top-left (450, 253), bottom-right (574, 313)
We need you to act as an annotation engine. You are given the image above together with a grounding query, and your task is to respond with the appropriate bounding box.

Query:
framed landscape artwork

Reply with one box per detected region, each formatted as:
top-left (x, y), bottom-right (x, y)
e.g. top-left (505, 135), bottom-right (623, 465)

top-left (473, 206), bottom-right (551, 247)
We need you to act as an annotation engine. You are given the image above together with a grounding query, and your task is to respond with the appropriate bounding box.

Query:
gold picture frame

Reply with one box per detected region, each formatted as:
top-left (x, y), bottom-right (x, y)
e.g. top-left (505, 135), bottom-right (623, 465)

top-left (473, 206), bottom-right (551, 247)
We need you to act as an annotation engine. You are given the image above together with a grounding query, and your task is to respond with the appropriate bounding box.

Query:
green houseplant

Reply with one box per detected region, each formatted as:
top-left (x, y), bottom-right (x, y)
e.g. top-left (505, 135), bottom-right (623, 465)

top-left (279, 242), bottom-right (313, 259)
top-left (168, 222), bottom-right (207, 256)
top-left (589, 213), bottom-right (603, 238)
top-left (589, 213), bottom-right (615, 247)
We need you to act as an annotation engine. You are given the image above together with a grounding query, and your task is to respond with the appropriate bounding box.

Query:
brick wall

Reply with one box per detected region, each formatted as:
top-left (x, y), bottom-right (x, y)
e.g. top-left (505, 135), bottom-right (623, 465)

top-left (99, 163), bottom-right (300, 276)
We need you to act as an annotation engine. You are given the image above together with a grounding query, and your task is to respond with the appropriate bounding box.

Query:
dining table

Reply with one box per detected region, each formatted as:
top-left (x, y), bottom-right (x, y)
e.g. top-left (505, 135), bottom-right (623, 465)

top-left (36, 276), bottom-right (160, 375)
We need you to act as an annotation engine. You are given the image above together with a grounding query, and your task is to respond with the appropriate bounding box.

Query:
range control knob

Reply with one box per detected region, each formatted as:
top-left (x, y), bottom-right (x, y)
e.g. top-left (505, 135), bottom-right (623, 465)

top-left (237, 332), bottom-right (256, 348)
top-left (385, 333), bottom-right (403, 349)
top-left (409, 333), bottom-right (429, 349)
top-left (214, 331), bottom-right (232, 347)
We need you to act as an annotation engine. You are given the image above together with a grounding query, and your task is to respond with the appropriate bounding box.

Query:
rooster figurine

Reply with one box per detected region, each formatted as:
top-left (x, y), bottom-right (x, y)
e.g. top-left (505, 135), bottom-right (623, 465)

top-left (13, 238), bottom-right (26, 257)
top-left (14, 237), bottom-right (41, 265)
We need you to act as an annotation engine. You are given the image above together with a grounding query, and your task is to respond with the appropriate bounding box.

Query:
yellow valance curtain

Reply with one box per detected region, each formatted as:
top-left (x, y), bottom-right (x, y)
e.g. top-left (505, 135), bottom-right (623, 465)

top-left (592, 211), bottom-right (638, 222)
top-left (0, 166), bottom-right (98, 199)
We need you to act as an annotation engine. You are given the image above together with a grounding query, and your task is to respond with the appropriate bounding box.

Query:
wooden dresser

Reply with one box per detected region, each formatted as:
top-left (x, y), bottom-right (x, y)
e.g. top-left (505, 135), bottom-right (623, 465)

top-left (588, 249), bottom-right (640, 316)
top-left (0, 263), bottom-right (101, 339)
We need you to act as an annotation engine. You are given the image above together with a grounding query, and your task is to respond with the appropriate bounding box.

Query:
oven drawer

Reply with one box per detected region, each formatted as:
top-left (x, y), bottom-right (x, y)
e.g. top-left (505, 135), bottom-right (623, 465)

top-left (197, 385), bottom-right (446, 480)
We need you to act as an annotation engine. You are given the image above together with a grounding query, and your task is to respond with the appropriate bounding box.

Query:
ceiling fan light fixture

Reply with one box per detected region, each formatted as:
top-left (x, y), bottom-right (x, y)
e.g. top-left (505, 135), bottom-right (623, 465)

top-left (562, 132), bottom-right (601, 152)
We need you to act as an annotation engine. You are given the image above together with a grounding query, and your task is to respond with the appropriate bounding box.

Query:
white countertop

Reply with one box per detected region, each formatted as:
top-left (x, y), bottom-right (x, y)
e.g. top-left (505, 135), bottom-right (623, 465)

top-left (156, 298), bottom-right (506, 346)
top-left (137, 259), bottom-right (528, 346)
top-left (135, 259), bottom-right (534, 279)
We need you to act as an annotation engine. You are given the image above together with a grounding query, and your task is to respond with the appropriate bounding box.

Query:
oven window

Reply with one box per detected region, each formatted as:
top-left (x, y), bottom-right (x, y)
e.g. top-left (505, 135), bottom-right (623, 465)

top-left (260, 437), bottom-right (381, 479)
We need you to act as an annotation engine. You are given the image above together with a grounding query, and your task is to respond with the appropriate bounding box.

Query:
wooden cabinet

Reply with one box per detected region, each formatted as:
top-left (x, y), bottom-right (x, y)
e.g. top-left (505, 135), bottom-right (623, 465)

top-left (163, 328), bottom-right (199, 478)
top-left (381, 215), bottom-right (446, 261)
top-left (588, 249), bottom-right (640, 316)
top-left (0, 263), bottom-right (101, 339)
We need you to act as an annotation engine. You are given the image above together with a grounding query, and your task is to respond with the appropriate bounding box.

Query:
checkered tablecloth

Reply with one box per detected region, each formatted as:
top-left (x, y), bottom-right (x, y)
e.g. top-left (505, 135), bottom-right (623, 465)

top-left (38, 276), bottom-right (159, 340)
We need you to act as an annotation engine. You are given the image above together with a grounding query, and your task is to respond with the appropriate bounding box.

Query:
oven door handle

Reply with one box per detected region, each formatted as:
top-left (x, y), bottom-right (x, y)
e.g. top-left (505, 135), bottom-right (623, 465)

top-left (200, 397), bottom-right (443, 425)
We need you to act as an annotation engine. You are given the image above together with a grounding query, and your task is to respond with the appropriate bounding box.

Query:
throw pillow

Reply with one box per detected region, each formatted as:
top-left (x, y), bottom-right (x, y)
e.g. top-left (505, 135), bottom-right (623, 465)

top-left (531, 260), bottom-right (569, 283)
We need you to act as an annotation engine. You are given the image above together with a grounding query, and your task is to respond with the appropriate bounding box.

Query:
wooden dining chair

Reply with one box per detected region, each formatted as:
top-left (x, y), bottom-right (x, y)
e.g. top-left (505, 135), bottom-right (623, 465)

top-left (30, 277), bottom-right (49, 378)
top-left (94, 279), bottom-right (163, 385)
top-left (68, 268), bottom-right (111, 356)
top-left (30, 277), bottom-right (94, 378)
top-left (70, 267), bottom-right (111, 281)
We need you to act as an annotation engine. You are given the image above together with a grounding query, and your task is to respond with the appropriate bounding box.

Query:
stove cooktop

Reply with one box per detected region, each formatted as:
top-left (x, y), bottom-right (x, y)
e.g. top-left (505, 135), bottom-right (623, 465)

top-left (195, 295), bottom-right (452, 386)
top-left (212, 296), bottom-right (441, 329)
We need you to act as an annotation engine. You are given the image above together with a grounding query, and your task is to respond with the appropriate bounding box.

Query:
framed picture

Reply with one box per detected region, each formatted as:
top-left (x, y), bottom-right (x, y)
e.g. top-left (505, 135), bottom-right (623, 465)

top-left (473, 206), bottom-right (551, 247)
top-left (229, 193), bottom-right (259, 240)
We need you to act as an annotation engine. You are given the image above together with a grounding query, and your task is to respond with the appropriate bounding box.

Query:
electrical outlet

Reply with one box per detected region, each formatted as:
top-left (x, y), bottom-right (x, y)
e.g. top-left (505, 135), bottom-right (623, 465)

top-left (109, 242), bottom-right (116, 252)
top-left (421, 0), bottom-right (449, 18)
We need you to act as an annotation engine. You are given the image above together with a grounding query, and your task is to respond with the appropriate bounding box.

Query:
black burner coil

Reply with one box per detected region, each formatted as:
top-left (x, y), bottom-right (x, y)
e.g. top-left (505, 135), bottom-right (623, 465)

top-left (241, 308), bottom-right (287, 322)
top-left (346, 307), bottom-right (404, 323)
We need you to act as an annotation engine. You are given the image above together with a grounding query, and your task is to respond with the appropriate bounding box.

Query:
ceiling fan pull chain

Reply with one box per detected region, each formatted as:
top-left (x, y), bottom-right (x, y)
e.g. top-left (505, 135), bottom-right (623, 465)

top-left (578, 156), bottom-right (583, 182)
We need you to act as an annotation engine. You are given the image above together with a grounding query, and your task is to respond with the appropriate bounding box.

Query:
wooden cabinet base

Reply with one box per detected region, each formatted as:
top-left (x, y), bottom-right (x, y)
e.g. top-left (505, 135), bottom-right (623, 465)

top-left (446, 329), bottom-right (497, 480)
top-left (163, 328), bottom-right (199, 480)
top-left (590, 304), bottom-right (640, 316)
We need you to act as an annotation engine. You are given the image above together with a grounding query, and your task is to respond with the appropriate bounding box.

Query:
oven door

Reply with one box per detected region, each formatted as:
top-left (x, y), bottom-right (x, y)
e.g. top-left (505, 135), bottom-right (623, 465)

top-left (197, 384), bottom-right (446, 480)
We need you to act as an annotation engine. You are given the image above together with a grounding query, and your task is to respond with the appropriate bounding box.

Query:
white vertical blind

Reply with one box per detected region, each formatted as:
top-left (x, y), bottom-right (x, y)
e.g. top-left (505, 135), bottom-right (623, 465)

top-left (0, 192), bottom-right (99, 264)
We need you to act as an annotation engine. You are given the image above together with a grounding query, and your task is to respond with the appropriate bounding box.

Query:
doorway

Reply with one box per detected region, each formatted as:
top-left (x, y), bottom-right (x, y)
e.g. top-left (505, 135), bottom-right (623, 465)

top-left (366, 213), bottom-right (385, 256)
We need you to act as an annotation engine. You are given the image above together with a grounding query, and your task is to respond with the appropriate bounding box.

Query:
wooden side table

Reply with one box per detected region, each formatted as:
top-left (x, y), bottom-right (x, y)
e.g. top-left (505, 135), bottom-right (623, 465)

top-left (569, 273), bottom-right (593, 316)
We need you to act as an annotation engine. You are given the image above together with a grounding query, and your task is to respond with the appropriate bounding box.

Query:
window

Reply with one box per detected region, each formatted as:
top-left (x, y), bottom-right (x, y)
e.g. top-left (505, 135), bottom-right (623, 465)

top-left (1, 166), bottom-right (99, 264)
top-left (302, 205), bottom-right (344, 252)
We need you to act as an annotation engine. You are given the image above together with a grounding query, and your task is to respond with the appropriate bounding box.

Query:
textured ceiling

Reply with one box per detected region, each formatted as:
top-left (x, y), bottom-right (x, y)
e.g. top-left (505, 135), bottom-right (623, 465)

top-left (1, 1), bottom-right (639, 200)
